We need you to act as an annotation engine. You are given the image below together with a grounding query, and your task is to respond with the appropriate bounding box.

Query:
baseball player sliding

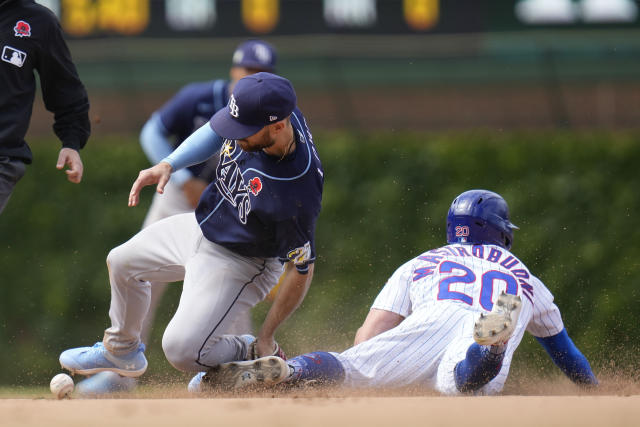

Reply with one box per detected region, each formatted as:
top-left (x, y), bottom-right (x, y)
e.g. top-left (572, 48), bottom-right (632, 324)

top-left (59, 73), bottom-right (323, 384)
top-left (197, 190), bottom-right (598, 394)
top-left (74, 40), bottom-right (278, 395)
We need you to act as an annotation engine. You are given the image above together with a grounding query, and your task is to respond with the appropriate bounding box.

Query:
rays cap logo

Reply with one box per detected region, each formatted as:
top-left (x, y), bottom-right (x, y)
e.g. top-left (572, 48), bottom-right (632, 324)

top-left (210, 72), bottom-right (296, 140)
top-left (232, 40), bottom-right (276, 72)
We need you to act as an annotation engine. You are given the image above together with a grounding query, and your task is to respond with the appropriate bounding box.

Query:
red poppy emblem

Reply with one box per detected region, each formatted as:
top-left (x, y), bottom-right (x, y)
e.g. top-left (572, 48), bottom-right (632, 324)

top-left (14, 21), bottom-right (31, 37)
top-left (249, 177), bottom-right (262, 196)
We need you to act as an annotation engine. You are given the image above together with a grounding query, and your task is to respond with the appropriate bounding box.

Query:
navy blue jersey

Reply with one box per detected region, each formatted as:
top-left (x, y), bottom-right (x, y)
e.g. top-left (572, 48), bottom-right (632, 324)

top-left (157, 79), bottom-right (228, 181)
top-left (0, 0), bottom-right (89, 163)
top-left (196, 108), bottom-right (323, 272)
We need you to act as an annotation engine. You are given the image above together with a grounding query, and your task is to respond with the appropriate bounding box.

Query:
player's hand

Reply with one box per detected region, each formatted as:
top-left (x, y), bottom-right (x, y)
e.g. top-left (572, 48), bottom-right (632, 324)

top-left (182, 178), bottom-right (208, 208)
top-left (56, 148), bottom-right (83, 184)
top-left (253, 336), bottom-right (283, 359)
top-left (128, 161), bottom-right (173, 207)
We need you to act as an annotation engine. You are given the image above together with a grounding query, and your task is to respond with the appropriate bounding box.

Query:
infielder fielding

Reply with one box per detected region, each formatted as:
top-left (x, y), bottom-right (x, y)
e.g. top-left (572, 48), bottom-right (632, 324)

top-left (199, 190), bottom-right (598, 394)
top-left (0, 0), bottom-right (90, 214)
top-left (59, 73), bottom-right (323, 380)
top-left (75, 39), bottom-right (278, 395)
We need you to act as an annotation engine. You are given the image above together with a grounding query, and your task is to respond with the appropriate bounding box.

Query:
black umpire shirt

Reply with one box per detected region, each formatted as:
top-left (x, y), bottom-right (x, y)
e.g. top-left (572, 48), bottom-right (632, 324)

top-left (0, 0), bottom-right (90, 164)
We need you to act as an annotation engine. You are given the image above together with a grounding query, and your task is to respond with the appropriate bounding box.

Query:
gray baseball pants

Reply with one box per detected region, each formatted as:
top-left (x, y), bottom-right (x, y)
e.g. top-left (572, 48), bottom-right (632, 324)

top-left (0, 156), bottom-right (26, 214)
top-left (138, 180), bottom-right (254, 346)
top-left (102, 212), bottom-right (283, 372)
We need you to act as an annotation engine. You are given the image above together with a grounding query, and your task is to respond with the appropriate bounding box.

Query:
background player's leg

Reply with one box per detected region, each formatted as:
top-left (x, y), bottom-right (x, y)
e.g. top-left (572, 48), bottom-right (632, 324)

top-left (161, 241), bottom-right (282, 372)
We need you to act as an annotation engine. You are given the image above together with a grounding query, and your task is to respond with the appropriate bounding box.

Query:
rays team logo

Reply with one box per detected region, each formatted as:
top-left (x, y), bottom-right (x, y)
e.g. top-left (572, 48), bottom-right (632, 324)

top-left (2, 46), bottom-right (26, 68)
top-left (228, 94), bottom-right (240, 118)
top-left (220, 140), bottom-right (236, 157)
top-left (215, 141), bottom-right (251, 223)
top-left (287, 241), bottom-right (311, 266)
top-left (249, 177), bottom-right (262, 196)
top-left (14, 21), bottom-right (31, 37)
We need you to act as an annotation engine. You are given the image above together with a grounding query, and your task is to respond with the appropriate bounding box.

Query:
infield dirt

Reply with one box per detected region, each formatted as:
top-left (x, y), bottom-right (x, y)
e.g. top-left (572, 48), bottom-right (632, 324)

top-left (1, 375), bottom-right (639, 427)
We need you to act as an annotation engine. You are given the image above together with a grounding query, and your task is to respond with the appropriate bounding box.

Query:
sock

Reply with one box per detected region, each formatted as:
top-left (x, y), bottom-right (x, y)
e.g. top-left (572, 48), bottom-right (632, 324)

top-left (454, 343), bottom-right (505, 393)
top-left (285, 352), bottom-right (345, 384)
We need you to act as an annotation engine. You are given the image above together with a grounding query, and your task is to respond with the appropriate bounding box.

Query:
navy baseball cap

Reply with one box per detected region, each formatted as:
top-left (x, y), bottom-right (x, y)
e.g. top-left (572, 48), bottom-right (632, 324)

top-left (232, 40), bottom-right (277, 72)
top-left (210, 72), bottom-right (297, 140)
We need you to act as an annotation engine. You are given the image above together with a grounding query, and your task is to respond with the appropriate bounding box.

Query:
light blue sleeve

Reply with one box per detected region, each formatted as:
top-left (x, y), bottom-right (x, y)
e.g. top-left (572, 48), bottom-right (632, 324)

top-left (162, 123), bottom-right (224, 184)
top-left (139, 113), bottom-right (193, 186)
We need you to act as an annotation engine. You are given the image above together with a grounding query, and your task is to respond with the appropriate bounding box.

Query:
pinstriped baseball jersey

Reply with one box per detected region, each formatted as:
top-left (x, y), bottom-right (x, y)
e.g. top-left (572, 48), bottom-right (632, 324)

top-left (337, 243), bottom-right (563, 394)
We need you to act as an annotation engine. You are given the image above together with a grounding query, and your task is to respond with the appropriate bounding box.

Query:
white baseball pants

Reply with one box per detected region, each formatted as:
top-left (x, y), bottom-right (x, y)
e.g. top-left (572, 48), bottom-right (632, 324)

top-left (336, 302), bottom-right (526, 394)
top-left (102, 212), bottom-right (283, 372)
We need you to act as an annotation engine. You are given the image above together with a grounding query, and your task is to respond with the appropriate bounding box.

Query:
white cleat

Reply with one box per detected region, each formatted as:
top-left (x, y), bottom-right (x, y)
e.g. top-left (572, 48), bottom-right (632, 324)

top-left (207, 356), bottom-right (289, 390)
top-left (474, 291), bottom-right (522, 346)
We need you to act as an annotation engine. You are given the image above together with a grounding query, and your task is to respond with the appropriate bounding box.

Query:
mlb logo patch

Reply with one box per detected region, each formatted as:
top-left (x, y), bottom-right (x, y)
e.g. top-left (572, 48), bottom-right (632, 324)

top-left (2, 46), bottom-right (27, 68)
top-left (14, 20), bottom-right (31, 37)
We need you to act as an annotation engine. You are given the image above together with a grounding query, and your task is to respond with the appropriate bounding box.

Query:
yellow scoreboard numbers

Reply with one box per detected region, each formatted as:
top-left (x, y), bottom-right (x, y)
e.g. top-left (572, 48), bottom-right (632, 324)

top-left (404, 0), bottom-right (439, 31)
top-left (242, 0), bottom-right (279, 34)
top-left (61, 0), bottom-right (149, 36)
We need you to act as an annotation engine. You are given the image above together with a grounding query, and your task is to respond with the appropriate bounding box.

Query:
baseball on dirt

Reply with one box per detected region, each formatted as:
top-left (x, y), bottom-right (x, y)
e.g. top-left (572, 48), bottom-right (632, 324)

top-left (50, 373), bottom-right (74, 399)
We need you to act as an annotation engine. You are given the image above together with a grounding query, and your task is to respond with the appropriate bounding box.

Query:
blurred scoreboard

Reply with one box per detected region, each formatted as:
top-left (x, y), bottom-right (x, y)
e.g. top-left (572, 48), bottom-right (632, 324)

top-left (36, 0), bottom-right (640, 38)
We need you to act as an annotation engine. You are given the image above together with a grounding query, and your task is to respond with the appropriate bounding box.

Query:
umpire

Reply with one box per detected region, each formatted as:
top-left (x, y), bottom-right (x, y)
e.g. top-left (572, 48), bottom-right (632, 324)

top-left (0, 0), bottom-right (90, 214)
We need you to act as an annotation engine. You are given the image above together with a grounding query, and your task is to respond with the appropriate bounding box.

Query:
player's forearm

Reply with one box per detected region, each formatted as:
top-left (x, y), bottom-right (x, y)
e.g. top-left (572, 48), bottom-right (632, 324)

top-left (163, 123), bottom-right (223, 172)
top-left (140, 114), bottom-right (193, 186)
top-left (536, 329), bottom-right (598, 386)
top-left (258, 263), bottom-right (314, 341)
top-left (354, 309), bottom-right (404, 345)
top-left (140, 114), bottom-right (174, 165)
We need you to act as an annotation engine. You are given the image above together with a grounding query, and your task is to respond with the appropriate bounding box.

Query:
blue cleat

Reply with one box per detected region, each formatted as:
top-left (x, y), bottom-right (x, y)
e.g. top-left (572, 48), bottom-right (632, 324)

top-left (76, 371), bottom-right (138, 396)
top-left (60, 342), bottom-right (148, 377)
top-left (188, 372), bottom-right (206, 393)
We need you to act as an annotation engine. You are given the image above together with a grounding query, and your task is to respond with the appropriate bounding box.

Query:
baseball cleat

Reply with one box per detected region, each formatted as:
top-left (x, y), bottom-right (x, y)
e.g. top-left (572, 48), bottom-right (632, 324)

top-left (59, 342), bottom-right (148, 377)
top-left (75, 371), bottom-right (137, 396)
top-left (205, 356), bottom-right (289, 390)
top-left (187, 372), bottom-right (207, 393)
top-left (474, 292), bottom-right (522, 346)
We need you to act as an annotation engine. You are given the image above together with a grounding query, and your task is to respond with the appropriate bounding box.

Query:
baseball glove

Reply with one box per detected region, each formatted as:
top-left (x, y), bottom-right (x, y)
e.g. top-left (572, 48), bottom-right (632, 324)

top-left (246, 339), bottom-right (287, 360)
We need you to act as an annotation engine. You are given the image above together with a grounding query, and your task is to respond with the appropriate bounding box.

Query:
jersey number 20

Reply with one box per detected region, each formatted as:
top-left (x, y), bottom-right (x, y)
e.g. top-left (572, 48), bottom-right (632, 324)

top-left (437, 261), bottom-right (518, 310)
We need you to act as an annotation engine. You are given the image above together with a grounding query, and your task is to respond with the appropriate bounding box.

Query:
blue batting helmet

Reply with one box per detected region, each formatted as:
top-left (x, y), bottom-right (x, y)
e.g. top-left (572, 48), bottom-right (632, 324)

top-left (446, 190), bottom-right (519, 250)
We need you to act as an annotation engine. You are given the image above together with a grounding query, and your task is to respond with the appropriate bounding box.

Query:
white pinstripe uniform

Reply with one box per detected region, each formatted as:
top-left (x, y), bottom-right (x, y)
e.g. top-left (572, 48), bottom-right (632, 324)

top-left (334, 243), bottom-right (564, 394)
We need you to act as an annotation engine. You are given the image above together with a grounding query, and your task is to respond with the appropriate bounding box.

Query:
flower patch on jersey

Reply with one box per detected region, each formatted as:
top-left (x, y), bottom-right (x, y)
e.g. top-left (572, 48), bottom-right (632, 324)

top-left (2, 46), bottom-right (26, 67)
top-left (249, 177), bottom-right (262, 196)
top-left (287, 241), bottom-right (311, 266)
top-left (14, 21), bottom-right (31, 37)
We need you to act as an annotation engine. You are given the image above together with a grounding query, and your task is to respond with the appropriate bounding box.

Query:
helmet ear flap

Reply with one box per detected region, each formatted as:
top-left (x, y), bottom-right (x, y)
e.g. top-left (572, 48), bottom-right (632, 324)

top-left (502, 232), bottom-right (512, 250)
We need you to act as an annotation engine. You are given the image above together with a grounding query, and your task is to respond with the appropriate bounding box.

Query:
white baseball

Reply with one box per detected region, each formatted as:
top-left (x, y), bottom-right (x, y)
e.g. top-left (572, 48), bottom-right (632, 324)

top-left (50, 373), bottom-right (74, 399)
